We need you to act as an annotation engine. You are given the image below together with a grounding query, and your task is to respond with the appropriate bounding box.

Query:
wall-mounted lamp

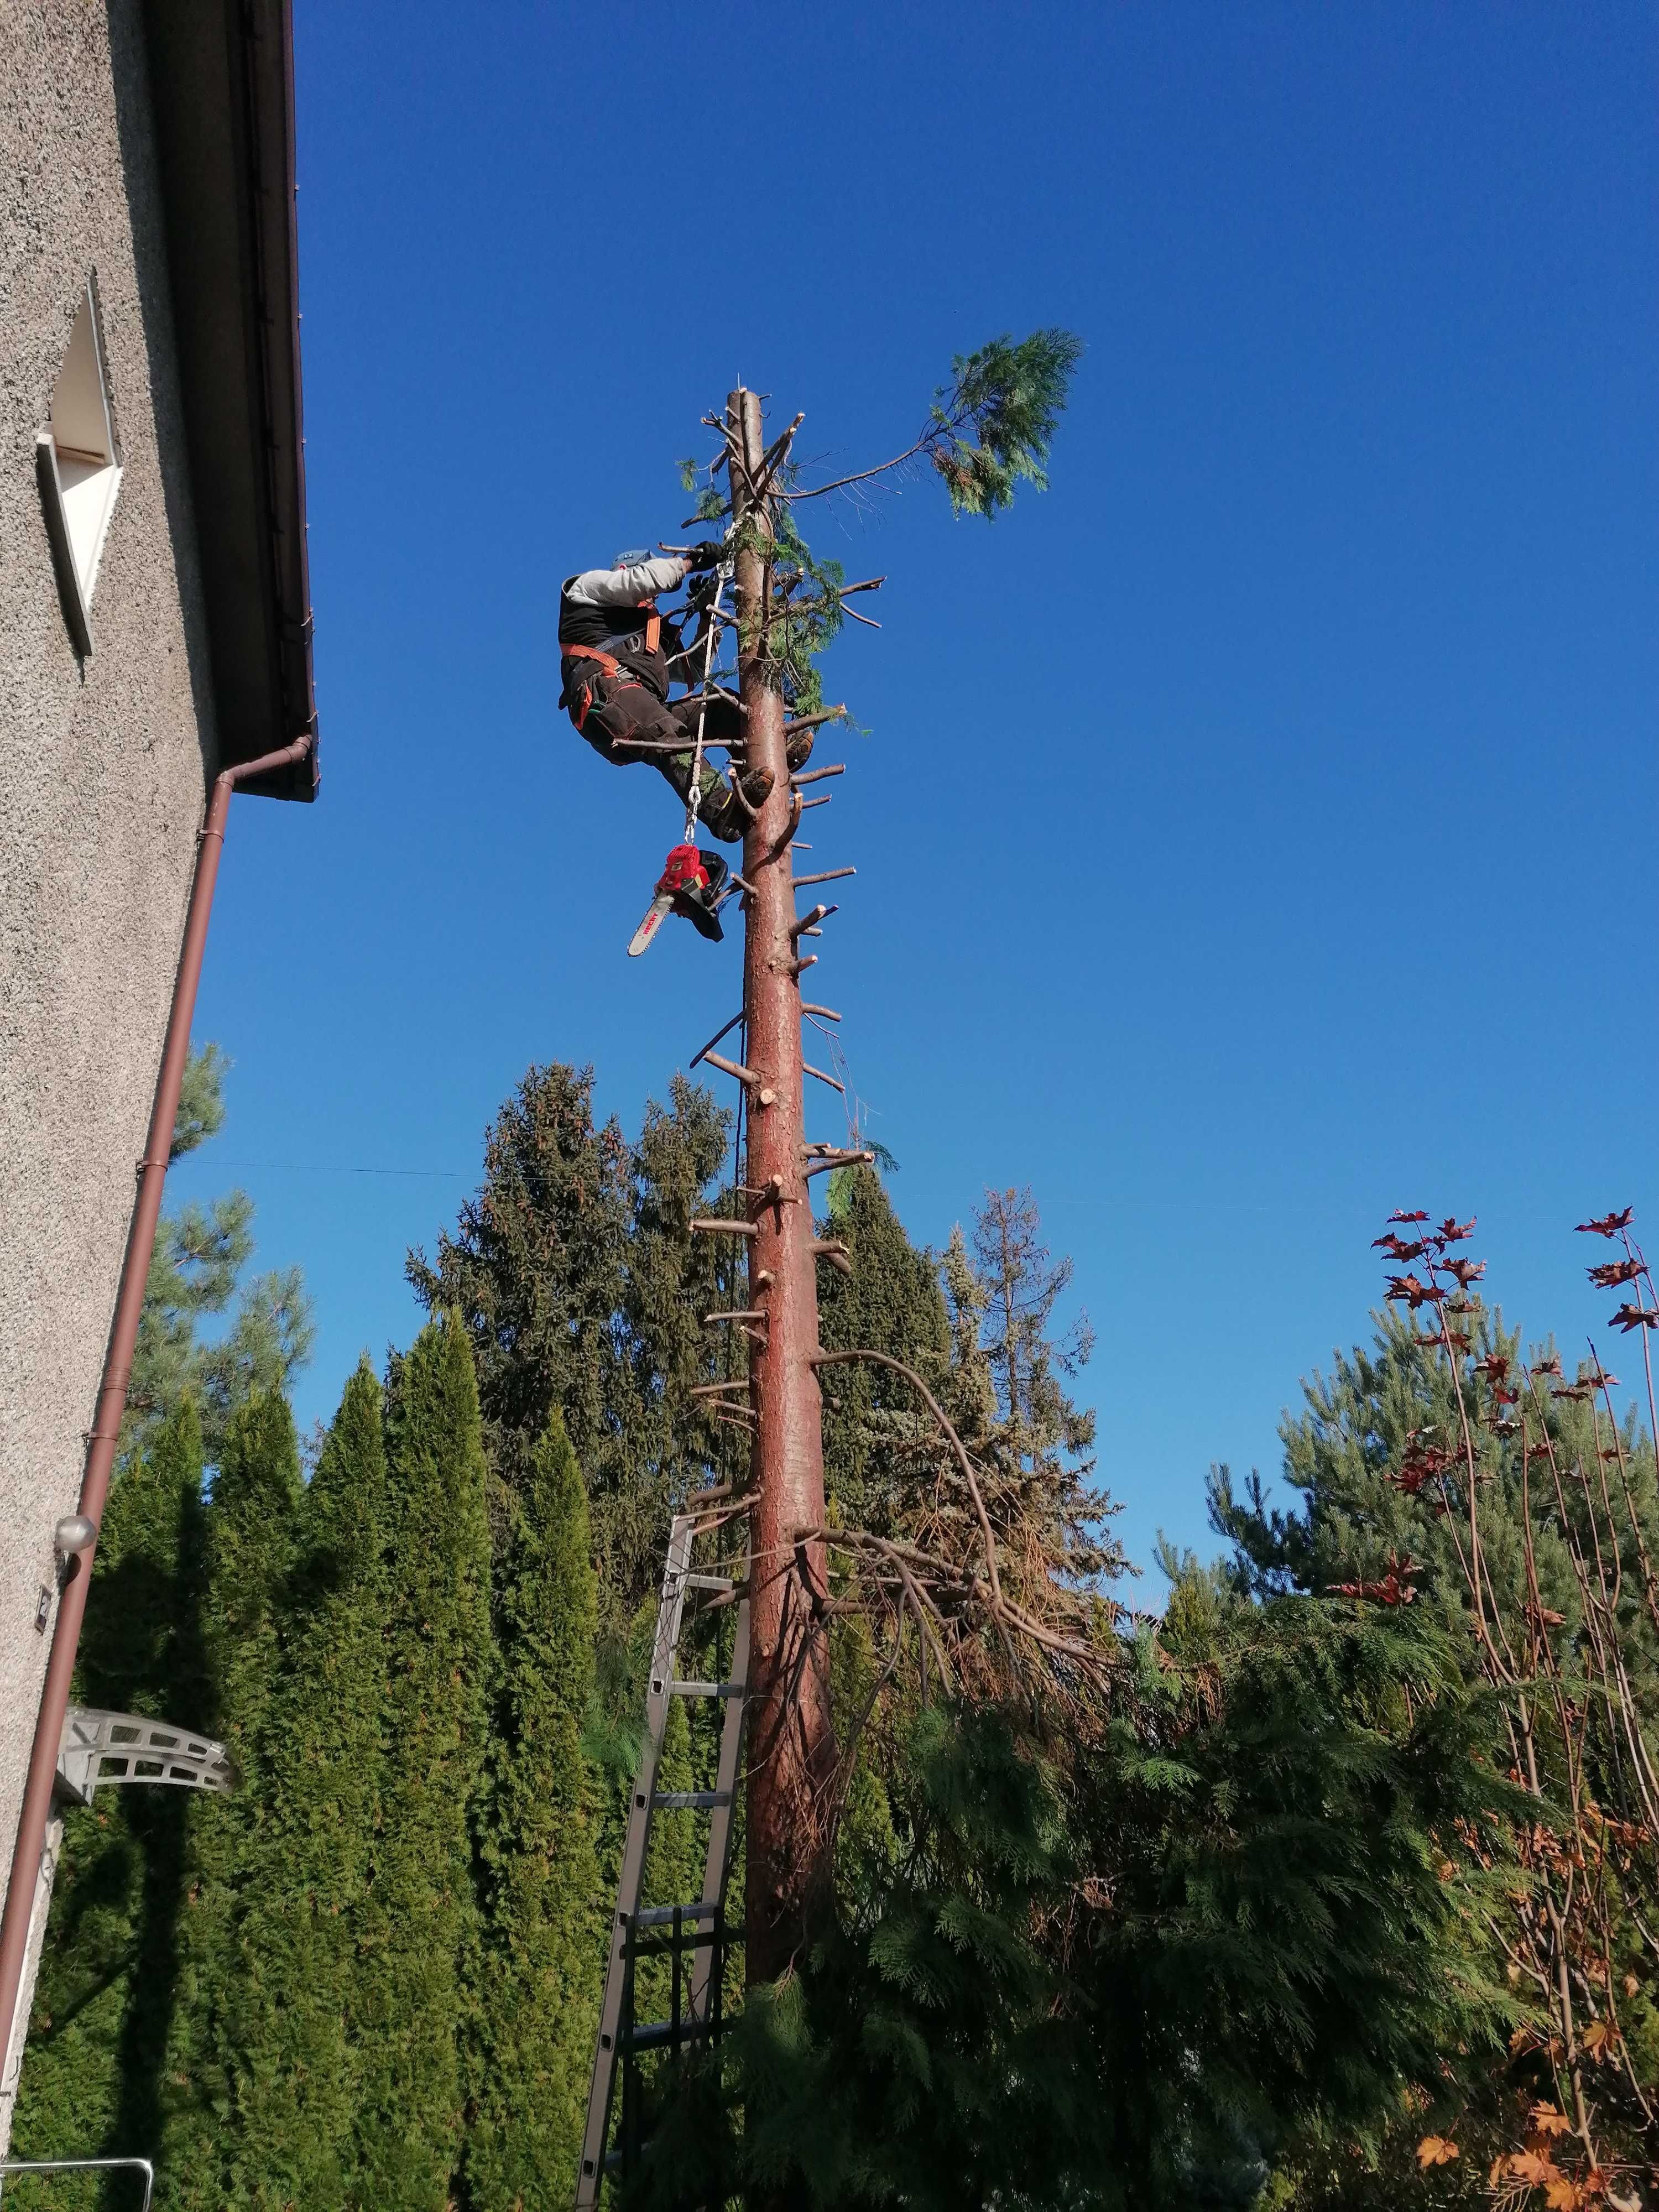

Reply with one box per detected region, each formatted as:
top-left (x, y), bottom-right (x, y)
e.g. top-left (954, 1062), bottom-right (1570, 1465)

top-left (54, 1515), bottom-right (98, 1559)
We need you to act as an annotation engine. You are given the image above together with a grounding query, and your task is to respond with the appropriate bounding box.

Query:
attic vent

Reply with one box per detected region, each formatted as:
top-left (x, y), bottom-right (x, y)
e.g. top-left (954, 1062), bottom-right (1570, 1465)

top-left (37, 276), bottom-right (123, 655)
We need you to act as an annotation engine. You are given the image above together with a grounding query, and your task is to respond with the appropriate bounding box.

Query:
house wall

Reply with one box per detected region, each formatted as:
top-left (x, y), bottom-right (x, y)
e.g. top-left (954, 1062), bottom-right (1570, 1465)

top-left (0, 0), bottom-right (218, 2116)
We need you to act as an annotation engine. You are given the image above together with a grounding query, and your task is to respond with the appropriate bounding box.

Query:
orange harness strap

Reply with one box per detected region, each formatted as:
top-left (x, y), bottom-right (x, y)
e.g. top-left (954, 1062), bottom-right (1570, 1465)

top-left (561, 641), bottom-right (623, 677)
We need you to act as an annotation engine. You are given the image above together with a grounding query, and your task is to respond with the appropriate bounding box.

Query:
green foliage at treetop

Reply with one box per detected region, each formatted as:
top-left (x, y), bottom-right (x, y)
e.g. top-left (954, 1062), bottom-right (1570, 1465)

top-left (925, 327), bottom-right (1084, 517)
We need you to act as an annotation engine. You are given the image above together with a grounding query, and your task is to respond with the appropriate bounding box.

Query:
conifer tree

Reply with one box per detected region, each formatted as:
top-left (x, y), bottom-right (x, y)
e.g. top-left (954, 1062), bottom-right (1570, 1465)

top-left (161, 1392), bottom-right (303, 2211)
top-left (130, 1046), bottom-right (313, 1465)
top-left (816, 1165), bottom-right (951, 1535)
top-left (210, 1360), bottom-right (389, 2210)
top-left (10, 1400), bottom-right (208, 2202)
top-left (941, 1187), bottom-right (1123, 1585)
top-left (351, 1316), bottom-right (490, 2209)
top-left (465, 1408), bottom-right (602, 2211)
top-left (408, 1065), bottom-right (729, 1619)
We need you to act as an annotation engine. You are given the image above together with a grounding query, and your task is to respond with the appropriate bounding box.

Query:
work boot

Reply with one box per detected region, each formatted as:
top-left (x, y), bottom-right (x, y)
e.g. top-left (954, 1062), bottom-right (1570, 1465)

top-left (786, 726), bottom-right (814, 774)
top-left (699, 766), bottom-right (773, 843)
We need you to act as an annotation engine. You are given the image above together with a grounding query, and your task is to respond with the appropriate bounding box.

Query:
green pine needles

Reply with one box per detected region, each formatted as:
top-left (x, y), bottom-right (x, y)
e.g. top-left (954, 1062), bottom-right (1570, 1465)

top-left (675, 327), bottom-right (1082, 711)
top-left (924, 327), bottom-right (1085, 518)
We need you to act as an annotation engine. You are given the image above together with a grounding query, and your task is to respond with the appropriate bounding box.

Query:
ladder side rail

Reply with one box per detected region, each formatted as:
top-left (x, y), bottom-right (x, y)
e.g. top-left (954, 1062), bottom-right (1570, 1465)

top-left (575, 1516), bottom-right (697, 2208)
top-left (688, 1594), bottom-right (750, 2023)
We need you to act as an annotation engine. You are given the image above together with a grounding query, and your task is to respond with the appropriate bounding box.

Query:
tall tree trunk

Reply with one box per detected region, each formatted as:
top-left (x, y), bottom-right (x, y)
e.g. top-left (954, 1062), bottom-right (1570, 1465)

top-left (731, 386), bottom-right (836, 1983)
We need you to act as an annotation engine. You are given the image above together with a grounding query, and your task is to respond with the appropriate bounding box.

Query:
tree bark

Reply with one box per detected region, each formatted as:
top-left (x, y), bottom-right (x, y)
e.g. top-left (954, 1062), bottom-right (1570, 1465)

top-left (731, 385), bottom-right (836, 1984)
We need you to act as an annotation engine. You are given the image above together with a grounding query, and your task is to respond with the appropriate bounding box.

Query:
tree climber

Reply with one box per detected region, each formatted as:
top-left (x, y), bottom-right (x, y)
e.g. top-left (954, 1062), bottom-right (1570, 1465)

top-left (559, 545), bottom-right (768, 842)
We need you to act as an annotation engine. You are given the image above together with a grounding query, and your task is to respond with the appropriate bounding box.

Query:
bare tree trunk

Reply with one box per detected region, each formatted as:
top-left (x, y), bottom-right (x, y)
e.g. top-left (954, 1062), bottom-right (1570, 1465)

top-left (731, 385), bottom-right (836, 1984)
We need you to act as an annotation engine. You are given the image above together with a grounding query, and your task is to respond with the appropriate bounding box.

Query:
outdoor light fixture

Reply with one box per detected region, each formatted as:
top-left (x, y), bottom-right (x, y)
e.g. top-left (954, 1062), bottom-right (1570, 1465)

top-left (54, 1515), bottom-right (97, 1558)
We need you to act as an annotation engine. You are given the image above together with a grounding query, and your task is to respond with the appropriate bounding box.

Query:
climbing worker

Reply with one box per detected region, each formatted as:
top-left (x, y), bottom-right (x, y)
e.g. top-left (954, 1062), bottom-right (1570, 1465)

top-left (559, 544), bottom-right (766, 842)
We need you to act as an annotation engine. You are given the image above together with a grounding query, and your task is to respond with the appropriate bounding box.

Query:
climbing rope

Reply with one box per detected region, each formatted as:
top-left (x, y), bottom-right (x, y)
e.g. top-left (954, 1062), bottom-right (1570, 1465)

top-left (682, 557), bottom-right (736, 844)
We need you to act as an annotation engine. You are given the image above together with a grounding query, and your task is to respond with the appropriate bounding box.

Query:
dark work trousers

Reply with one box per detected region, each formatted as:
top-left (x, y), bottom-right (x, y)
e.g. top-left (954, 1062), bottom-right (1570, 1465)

top-left (565, 670), bottom-right (743, 809)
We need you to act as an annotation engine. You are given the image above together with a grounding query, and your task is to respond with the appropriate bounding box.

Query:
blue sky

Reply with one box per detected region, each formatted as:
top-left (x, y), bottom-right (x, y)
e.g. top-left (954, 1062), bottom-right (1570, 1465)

top-left (173, 0), bottom-right (1657, 1581)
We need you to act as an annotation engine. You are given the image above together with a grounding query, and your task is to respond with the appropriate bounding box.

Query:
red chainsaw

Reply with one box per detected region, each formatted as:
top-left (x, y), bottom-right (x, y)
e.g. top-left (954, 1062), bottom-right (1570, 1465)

top-left (628, 843), bottom-right (730, 957)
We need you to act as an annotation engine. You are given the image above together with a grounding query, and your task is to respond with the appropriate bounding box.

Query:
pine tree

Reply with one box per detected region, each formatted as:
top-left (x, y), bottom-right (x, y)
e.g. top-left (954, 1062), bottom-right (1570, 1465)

top-left (210, 1360), bottom-right (389, 2209)
top-left (408, 1064), bottom-right (729, 1621)
top-left (816, 1164), bottom-right (951, 1536)
top-left (941, 1187), bottom-right (1123, 1585)
top-left (351, 1316), bottom-right (491, 2208)
top-left (129, 1045), bottom-right (314, 1464)
top-left (465, 1408), bottom-right (602, 2211)
top-left (161, 1392), bottom-right (303, 2211)
top-left (10, 1400), bottom-right (208, 2205)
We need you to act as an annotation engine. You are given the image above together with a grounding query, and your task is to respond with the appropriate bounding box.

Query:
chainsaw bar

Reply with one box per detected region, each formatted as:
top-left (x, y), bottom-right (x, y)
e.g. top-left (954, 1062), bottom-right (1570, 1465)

top-left (628, 893), bottom-right (675, 958)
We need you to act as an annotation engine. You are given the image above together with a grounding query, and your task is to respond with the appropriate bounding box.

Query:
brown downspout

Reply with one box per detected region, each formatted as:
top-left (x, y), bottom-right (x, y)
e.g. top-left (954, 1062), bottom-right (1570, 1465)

top-left (0, 731), bottom-right (314, 2078)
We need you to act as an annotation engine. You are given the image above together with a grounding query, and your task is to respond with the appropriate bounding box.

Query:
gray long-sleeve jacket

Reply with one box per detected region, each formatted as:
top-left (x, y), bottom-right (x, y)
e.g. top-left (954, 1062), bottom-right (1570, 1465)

top-left (562, 556), bottom-right (690, 608)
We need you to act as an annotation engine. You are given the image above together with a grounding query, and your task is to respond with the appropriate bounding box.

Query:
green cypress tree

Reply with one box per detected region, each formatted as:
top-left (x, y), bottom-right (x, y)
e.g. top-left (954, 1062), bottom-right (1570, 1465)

top-left (351, 1316), bottom-right (490, 2209)
top-left (161, 1391), bottom-right (302, 2211)
top-left (465, 1408), bottom-right (602, 2210)
top-left (209, 1360), bottom-right (389, 2209)
top-left (10, 1400), bottom-right (207, 2208)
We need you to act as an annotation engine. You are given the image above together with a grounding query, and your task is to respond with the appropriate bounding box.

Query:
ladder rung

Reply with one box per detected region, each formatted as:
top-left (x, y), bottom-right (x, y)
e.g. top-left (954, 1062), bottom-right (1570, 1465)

top-left (634, 1901), bottom-right (716, 1927)
top-left (686, 1572), bottom-right (736, 1592)
top-left (652, 1789), bottom-right (731, 1811)
top-left (670, 1678), bottom-right (744, 1698)
top-left (625, 2016), bottom-right (716, 2053)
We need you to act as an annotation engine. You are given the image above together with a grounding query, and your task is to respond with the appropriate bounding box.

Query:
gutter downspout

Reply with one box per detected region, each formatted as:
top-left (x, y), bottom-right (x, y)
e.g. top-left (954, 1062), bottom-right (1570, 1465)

top-left (0, 731), bottom-right (315, 2085)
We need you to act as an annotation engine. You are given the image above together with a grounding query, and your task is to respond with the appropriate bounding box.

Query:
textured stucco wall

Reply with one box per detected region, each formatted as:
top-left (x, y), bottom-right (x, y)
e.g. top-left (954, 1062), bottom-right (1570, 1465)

top-left (0, 0), bottom-right (218, 2076)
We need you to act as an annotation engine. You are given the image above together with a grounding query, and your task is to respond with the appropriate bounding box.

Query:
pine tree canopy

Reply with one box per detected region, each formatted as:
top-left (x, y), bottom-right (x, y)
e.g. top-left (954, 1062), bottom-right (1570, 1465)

top-left (926, 327), bottom-right (1084, 518)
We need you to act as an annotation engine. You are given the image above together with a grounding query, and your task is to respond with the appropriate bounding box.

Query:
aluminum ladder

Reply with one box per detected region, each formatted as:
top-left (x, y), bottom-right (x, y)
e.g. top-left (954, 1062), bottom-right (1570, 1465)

top-left (574, 1497), bottom-right (750, 2209)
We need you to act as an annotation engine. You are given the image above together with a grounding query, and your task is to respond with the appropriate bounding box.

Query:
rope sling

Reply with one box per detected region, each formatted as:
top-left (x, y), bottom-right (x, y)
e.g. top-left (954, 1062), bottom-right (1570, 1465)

top-left (680, 554), bottom-right (736, 846)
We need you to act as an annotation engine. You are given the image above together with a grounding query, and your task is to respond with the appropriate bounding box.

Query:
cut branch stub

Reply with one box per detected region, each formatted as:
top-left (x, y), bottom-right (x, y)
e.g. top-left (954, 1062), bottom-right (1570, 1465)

top-left (702, 1050), bottom-right (775, 1107)
top-left (811, 1238), bottom-right (853, 1278)
top-left (788, 905), bottom-right (836, 941)
top-left (794, 867), bottom-right (855, 889)
top-left (691, 1217), bottom-right (759, 1238)
top-left (803, 1063), bottom-right (845, 1094)
top-left (781, 706), bottom-right (847, 738)
top-left (791, 764), bottom-right (845, 789)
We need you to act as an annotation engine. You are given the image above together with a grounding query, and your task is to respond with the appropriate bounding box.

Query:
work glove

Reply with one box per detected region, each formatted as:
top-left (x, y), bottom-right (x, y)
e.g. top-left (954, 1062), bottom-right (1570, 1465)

top-left (686, 540), bottom-right (727, 572)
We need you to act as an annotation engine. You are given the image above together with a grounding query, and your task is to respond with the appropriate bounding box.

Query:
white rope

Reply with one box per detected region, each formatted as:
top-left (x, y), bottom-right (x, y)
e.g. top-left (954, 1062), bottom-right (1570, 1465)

top-left (682, 559), bottom-right (736, 844)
